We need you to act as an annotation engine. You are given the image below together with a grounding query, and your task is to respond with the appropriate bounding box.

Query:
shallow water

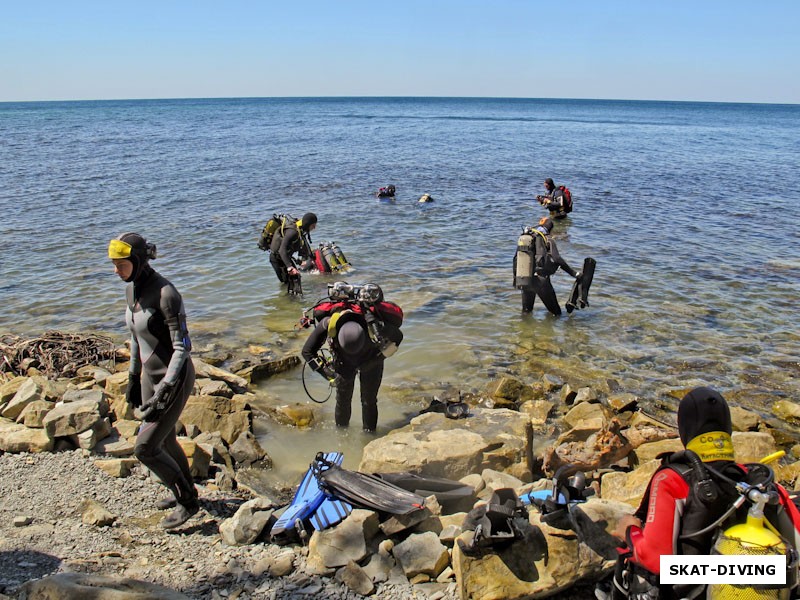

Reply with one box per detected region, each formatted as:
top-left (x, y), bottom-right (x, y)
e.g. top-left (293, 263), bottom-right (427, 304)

top-left (1, 97), bottom-right (799, 481)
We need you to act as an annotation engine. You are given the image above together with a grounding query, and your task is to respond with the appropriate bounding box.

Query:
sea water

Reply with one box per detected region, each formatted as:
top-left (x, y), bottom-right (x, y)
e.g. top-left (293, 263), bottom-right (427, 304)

top-left (1, 97), bottom-right (798, 480)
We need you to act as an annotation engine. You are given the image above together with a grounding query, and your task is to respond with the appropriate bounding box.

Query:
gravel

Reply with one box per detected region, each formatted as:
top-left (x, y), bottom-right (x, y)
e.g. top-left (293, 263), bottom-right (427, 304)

top-left (0, 450), bottom-right (459, 599)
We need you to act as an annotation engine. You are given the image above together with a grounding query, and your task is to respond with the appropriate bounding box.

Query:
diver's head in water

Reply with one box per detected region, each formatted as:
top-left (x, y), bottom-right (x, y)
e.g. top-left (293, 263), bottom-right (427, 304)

top-left (537, 216), bottom-right (554, 234)
top-left (108, 232), bottom-right (155, 283)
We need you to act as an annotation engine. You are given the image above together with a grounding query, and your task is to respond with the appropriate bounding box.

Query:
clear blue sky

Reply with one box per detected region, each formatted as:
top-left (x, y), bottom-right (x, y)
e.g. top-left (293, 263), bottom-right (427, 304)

top-left (2, 0), bottom-right (798, 104)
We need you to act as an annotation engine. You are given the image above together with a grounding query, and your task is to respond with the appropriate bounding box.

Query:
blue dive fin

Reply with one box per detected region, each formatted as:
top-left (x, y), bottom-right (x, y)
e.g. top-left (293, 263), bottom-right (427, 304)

top-left (309, 497), bottom-right (352, 531)
top-left (270, 451), bottom-right (344, 543)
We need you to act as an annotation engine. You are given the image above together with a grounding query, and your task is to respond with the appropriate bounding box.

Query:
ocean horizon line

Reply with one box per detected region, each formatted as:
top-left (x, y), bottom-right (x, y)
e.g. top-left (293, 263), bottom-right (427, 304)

top-left (1, 95), bottom-right (798, 108)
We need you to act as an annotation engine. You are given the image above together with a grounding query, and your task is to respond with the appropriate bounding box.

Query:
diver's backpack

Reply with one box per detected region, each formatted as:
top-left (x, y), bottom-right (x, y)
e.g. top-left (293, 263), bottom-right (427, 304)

top-left (514, 228), bottom-right (557, 287)
top-left (257, 213), bottom-right (296, 251)
top-left (559, 186), bottom-right (573, 214)
top-left (310, 298), bottom-right (403, 355)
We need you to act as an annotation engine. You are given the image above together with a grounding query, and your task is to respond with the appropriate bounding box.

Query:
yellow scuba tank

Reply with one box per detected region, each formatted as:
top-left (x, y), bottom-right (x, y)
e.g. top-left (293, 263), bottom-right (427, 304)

top-left (707, 467), bottom-right (794, 600)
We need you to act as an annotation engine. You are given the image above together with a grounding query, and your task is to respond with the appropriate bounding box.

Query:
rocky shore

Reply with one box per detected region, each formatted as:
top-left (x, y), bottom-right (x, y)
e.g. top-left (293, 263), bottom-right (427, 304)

top-left (1, 333), bottom-right (800, 600)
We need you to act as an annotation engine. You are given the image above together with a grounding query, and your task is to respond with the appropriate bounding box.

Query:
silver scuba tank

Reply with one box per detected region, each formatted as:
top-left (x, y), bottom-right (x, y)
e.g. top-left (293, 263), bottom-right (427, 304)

top-left (514, 232), bottom-right (535, 289)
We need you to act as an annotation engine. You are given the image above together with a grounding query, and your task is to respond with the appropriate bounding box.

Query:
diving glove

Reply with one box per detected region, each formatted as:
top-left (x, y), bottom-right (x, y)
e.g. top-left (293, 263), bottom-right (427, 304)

top-left (140, 381), bottom-right (175, 421)
top-left (126, 373), bottom-right (142, 409)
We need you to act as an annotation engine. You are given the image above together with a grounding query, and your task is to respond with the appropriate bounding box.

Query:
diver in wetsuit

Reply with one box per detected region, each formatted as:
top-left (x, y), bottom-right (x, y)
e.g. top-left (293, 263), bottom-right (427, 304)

top-left (302, 312), bottom-right (385, 432)
top-left (269, 212), bottom-right (317, 294)
top-left (514, 216), bottom-right (579, 316)
top-left (536, 178), bottom-right (567, 219)
top-left (108, 233), bottom-right (199, 530)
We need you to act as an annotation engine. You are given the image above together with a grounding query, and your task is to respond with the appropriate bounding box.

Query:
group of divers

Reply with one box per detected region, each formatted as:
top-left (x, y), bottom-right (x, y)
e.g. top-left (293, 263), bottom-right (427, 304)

top-left (107, 179), bottom-right (800, 600)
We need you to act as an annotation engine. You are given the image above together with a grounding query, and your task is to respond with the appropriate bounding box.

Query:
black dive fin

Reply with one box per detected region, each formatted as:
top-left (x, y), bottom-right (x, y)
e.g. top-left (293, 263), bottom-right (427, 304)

top-left (313, 455), bottom-right (425, 516)
top-left (375, 472), bottom-right (477, 513)
top-left (566, 257), bottom-right (596, 313)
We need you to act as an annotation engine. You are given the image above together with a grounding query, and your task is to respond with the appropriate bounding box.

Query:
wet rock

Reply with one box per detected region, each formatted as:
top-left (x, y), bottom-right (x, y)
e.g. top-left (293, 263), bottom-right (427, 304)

top-left (544, 419), bottom-right (631, 473)
top-left (607, 392), bottom-right (638, 412)
top-left (563, 401), bottom-right (608, 430)
top-left (518, 399), bottom-right (554, 428)
top-left (559, 383), bottom-right (577, 405)
top-left (730, 406), bottom-right (762, 431)
top-left (573, 387), bottom-right (599, 405)
top-left (772, 400), bottom-right (800, 427)
top-left (541, 374), bottom-right (564, 392)
top-left (359, 408), bottom-right (532, 482)
top-left (236, 356), bottom-right (301, 384)
top-left (269, 403), bottom-right (315, 428)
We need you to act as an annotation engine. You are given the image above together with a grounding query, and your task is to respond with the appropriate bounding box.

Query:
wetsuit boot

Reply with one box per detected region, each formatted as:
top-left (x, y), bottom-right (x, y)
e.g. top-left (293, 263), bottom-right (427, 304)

top-left (161, 478), bottom-right (199, 530)
top-left (156, 494), bottom-right (177, 510)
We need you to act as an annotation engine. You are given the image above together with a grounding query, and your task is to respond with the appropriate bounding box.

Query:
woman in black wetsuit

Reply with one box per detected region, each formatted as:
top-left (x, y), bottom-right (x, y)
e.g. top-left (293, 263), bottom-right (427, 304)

top-left (108, 232), bottom-right (198, 530)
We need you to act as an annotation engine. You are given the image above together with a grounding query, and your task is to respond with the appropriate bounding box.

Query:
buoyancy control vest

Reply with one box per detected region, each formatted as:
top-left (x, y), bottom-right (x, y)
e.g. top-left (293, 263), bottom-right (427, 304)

top-left (308, 298), bottom-right (403, 358)
top-left (514, 228), bottom-right (557, 288)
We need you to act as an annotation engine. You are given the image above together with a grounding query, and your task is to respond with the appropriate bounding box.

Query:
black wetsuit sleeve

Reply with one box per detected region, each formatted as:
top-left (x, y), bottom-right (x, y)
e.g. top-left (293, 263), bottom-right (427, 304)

top-left (159, 284), bottom-right (191, 387)
top-left (302, 319), bottom-right (329, 363)
top-left (549, 240), bottom-right (577, 277)
top-left (279, 228), bottom-right (300, 269)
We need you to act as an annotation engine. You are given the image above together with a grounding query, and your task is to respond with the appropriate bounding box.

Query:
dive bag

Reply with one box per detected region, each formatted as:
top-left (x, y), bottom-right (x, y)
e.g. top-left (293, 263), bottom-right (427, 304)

top-left (559, 186), bottom-right (573, 214)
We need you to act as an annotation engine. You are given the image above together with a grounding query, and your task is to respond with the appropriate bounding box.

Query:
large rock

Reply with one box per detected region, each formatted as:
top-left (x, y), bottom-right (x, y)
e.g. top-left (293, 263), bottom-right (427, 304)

top-left (192, 359), bottom-right (249, 393)
top-left (1, 377), bottom-right (45, 420)
top-left (15, 400), bottom-right (55, 428)
top-left (42, 397), bottom-right (109, 438)
top-left (732, 431), bottom-right (778, 463)
top-left (600, 459), bottom-right (661, 506)
top-left (219, 497), bottom-right (275, 546)
top-left (18, 573), bottom-right (190, 599)
top-left (0, 418), bottom-right (54, 453)
top-left (179, 395), bottom-right (251, 445)
top-left (176, 438), bottom-right (211, 478)
top-left (543, 420), bottom-right (631, 474)
top-left (393, 531), bottom-right (449, 578)
top-left (236, 356), bottom-right (301, 383)
top-left (453, 499), bottom-right (622, 599)
top-left (0, 376), bottom-right (28, 407)
top-left (359, 409), bottom-right (532, 482)
top-left (307, 510), bottom-right (380, 572)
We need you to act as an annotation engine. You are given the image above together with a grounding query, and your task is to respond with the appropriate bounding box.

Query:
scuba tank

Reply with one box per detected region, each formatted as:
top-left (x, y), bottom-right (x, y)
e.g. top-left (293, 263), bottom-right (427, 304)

top-left (314, 245), bottom-right (332, 273)
top-left (330, 243), bottom-right (350, 271)
top-left (321, 243), bottom-right (338, 273)
top-left (514, 228), bottom-right (535, 289)
top-left (707, 481), bottom-right (795, 599)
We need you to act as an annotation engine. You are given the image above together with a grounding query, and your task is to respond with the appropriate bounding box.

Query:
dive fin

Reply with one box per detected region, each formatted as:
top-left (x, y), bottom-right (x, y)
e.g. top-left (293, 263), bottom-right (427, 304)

top-left (375, 472), bottom-right (477, 513)
top-left (314, 454), bottom-right (425, 516)
top-left (270, 451), bottom-right (343, 543)
top-left (566, 257), bottom-right (596, 313)
top-left (308, 497), bottom-right (352, 531)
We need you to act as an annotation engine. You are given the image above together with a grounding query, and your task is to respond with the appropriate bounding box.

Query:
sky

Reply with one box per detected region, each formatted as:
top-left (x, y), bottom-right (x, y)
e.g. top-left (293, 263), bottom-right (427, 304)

top-left (1, 1), bottom-right (798, 104)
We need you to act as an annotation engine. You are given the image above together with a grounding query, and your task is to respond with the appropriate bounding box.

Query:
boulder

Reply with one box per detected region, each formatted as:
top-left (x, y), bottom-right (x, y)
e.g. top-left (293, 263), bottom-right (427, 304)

top-left (79, 498), bottom-right (116, 527)
top-left (15, 400), bottom-right (55, 428)
top-left (176, 438), bottom-right (211, 478)
top-left (270, 404), bottom-right (315, 428)
top-left (0, 418), bottom-right (54, 453)
top-left (0, 376), bottom-right (28, 408)
top-left (307, 509), bottom-right (380, 572)
top-left (236, 356), bottom-right (301, 383)
top-left (359, 408), bottom-right (532, 482)
top-left (772, 400), bottom-right (800, 427)
top-left (393, 531), bottom-right (449, 578)
top-left (733, 431), bottom-right (778, 463)
top-left (179, 395), bottom-right (251, 445)
top-left (600, 460), bottom-right (661, 506)
top-left (632, 438), bottom-right (683, 464)
top-left (336, 561), bottom-right (375, 596)
top-left (198, 379), bottom-right (233, 398)
top-left (563, 401), bottom-right (608, 430)
top-left (573, 387), bottom-right (599, 405)
top-left (219, 497), bottom-right (275, 546)
top-left (730, 406), bottom-right (762, 432)
top-left (191, 359), bottom-right (249, 393)
top-left (229, 430), bottom-right (270, 467)
top-left (42, 397), bottom-right (110, 438)
top-left (518, 399), bottom-right (554, 428)
top-left (103, 371), bottom-right (130, 397)
top-left (1, 377), bottom-right (45, 420)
